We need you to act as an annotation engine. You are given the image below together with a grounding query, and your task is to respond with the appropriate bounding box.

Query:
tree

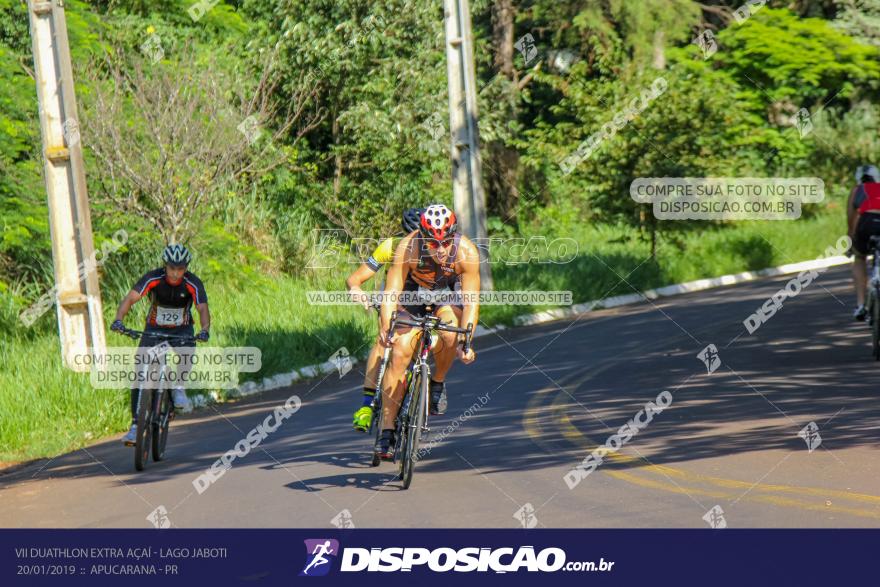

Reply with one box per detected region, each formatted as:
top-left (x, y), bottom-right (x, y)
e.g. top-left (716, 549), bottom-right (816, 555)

top-left (82, 44), bottom-right (324, 243)
top-left (483, 0), bottom-right (521, 222)
top-left (522, 54), bottom-right (762, 257)
top-left (713, 8), bottom-right (880, 112)
top-left (240, 0), bottom-right (452, 239)
top-left (835, 0), bottom-right (880, 46)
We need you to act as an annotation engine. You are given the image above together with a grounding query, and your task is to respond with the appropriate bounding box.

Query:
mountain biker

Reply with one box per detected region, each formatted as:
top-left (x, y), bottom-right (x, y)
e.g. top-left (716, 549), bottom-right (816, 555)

top-left (110, 244), bottom-right (211, 445)
top-left (349, 208), bottom-right (422, 432)
top-left (847, 164), bottom-right (880, 321)
top-left (375, 204), bottom-right (480, 458)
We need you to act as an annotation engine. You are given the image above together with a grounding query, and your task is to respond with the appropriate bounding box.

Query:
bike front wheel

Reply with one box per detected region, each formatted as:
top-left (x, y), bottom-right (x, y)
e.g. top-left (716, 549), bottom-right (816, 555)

top-left (152, 390), bottom-right (172, 462)
top-left (400, 364), bottom-right (428, 489)
top-left (134, 388), bottom-right (154, 471)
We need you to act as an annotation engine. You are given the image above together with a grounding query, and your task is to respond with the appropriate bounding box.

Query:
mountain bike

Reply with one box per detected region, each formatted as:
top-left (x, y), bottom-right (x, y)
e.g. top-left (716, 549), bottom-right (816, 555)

top-left (381, 310), bottom-right (473, 489)
top-left (867, 235), bottom-right (880, 360)
top-left (117, 327), bottom-right (199, 471)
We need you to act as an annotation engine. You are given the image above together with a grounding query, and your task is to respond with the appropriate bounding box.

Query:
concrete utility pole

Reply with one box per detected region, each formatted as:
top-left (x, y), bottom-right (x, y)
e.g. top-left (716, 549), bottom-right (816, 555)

top-left (28, 0), bottom-right (106, 371)
top-left (443, 0), bottom-right (494, 290)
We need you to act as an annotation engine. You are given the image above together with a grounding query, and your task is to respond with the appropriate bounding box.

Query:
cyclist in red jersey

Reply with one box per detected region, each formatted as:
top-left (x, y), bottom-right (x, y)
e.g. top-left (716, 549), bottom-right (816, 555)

top-left (846, 165), bottom-right (880, 321)
top-left (110, 244), bottom-right (211, 444)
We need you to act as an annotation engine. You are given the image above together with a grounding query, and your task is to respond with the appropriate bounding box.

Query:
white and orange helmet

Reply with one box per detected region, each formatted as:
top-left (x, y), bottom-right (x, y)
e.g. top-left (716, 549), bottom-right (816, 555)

top-left (419, 204), bottom-right (458, 241)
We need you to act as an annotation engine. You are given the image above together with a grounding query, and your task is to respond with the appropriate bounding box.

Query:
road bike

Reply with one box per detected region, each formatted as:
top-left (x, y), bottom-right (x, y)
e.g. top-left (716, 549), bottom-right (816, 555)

top-left (117, 327), bottom-right (199, 471)
top-left (376, 310), bottom-right (472, 489)
top-left (359, 302), bottom-right (392, 466)
top-left (368, 343), bottom-right (391, 467)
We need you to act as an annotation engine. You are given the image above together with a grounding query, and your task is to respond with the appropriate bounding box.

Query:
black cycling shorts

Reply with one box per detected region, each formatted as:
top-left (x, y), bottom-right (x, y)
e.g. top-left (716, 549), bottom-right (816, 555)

top-left (400, 303), bottom-right (459, 319)
top-left (853, 212), bottom-right (880, 256)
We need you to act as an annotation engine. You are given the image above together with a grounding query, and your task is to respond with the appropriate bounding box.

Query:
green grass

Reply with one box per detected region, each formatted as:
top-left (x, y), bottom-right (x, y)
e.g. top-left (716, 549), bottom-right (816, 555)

top-left (0, 274), bottom-right (376, 463)
top-left (0, 212), bottom-right (847, 463)
top-left (482, 213), bottom-right (845, 323)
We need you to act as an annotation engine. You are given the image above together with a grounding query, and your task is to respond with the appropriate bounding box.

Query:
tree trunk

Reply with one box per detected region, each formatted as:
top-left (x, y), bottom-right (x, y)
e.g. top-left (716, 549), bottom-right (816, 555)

top-left (487, 0), bottom-right (520, 222)
top-left (332, 111), bottom-right (342, 198)
top-left (492, 0), bottom-right (515, 78)
top-left (652, 30), bottom-right (666, 70)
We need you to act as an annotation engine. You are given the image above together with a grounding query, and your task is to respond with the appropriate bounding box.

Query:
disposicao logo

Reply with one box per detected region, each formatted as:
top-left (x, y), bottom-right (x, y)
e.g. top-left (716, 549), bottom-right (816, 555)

top-left (300, 539), bottom-right (339, 577)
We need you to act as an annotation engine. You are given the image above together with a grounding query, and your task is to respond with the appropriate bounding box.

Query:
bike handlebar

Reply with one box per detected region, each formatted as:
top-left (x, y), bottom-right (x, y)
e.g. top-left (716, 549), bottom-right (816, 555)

top-left (388, 311), bottom-right (474, 354)
top-left (115, 327), bottom-right (199, 343)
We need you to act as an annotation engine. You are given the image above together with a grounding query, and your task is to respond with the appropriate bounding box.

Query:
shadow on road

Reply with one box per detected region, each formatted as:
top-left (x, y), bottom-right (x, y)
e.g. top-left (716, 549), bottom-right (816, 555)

top-left (2, 268), bottom-right (875, 495)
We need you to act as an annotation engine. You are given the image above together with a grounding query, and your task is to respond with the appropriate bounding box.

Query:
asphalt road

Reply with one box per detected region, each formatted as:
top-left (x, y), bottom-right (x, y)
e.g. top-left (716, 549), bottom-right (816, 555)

top-left (3, 265), bottom-right (879, 529)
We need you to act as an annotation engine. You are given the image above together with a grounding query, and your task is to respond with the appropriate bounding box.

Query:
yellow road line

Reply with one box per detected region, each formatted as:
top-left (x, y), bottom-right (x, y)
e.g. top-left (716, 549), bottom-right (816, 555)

top-left (553, 395), bottom-right (880, 508)
top-left (522, 355), bottom-right (880, 519)
top-left (518, 312), bottom-right (880, 519)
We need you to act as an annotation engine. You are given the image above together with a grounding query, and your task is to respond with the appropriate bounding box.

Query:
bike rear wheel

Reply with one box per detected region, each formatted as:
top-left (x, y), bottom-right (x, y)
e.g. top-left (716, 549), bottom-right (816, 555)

top-left (397, 370), bottom-right (418, 485)
top-left (370, 394), bottom-right (383, 467)
top-left (152, 390), bottom-right (172, 462)
top-left (134, 388), bottom-right (154, 471)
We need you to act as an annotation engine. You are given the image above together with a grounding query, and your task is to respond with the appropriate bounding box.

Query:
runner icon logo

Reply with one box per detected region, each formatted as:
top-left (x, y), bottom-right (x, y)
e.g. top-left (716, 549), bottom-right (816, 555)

top-left (798, 422), bottom-right (822, 452)
top-left (702, 505), bottom-right (727, 529)
top-left (513, 503), bottom-right (538, 529)
top-left (697, 344), bottom-right (721, 374)
top-left (331, 509), bottom-right (355, 529)
top-left (300, 539), bottom-right (339, 577)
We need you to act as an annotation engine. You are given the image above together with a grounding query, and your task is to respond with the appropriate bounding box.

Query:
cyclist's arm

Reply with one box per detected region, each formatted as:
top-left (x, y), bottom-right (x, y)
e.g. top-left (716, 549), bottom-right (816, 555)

top-left (184, 274), bottom-right (210, 333)
top-left (113, 290), bottom-right (142, 322)
top-left (456, 236), bottom-right (481, 337)
top-left (847, 186), bottom-right (858, 238)
top-left (380, 234), bottom-right (416, 334)
top-left (196, 302), bottom-right (210, 332)
top-left (346, 264), bottom-right (377, 290)
top-left (117, 270), bottom-right (160, 322)
top-left (348, 237), bottom-right (393, 306)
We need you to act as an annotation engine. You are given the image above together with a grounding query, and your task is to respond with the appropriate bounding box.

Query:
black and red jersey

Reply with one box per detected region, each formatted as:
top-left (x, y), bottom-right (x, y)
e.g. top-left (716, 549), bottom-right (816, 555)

top-left (856, 182), bottom-right (880, 214)
top-left (132, 268), bottom-right (208, 329)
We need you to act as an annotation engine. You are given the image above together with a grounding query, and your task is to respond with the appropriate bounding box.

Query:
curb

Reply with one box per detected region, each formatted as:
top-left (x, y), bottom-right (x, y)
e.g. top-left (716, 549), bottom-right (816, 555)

top-left (514, 255), bottom-right (851, 326)
top-left (189, 357), bottom-right (361, 408)
top-left (190, 254), bottom-right (851, 408)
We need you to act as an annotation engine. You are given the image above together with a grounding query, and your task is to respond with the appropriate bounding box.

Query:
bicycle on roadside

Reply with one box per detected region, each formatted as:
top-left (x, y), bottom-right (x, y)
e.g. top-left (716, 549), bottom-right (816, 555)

top-left (371, 309), bottom-right (472, 489)
top-left (116, 327), bottom-right (200, 471)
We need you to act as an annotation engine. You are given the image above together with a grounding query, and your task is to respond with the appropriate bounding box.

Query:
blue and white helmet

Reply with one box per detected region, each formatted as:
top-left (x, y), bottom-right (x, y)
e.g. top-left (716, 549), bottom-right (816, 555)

top-left (855, 164), bottom-right (880, 183)
top-left (162, 244), bottom-right (192, 267)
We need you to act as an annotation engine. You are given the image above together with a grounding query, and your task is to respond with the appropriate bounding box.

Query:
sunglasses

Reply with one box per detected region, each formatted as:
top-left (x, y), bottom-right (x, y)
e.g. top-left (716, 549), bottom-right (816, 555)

top-left (426, 238), bottom-right (454, 250)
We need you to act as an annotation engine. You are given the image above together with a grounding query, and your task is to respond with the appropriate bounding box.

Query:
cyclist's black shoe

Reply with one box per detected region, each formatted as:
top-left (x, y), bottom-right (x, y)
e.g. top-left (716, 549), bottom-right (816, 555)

top-left (854, 305), bottom-right (868, 322)
top-left (375, 429), bottom-right (395, 460)
top-left (429, 380), bottom-right (447, 415)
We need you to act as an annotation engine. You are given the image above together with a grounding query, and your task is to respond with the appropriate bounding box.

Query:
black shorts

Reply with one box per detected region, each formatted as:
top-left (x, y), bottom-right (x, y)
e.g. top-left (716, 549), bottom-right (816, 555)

top-left (129, 326), bottom-right (195, 416)
top-left (400, 303), bottom-right (462, 319)
top-left (853, 213), bottom-right (880, 256)
top-left (132, 326), bottom-right (195, 388)
top-left (399, 285), bottom-right (463, 318)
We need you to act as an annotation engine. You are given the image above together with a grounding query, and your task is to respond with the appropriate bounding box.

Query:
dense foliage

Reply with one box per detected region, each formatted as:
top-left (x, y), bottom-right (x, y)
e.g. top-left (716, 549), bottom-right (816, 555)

top-left (1, 0), bottom-right (879, 319)
top-left (3, 0), bottom-right (880, 461)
